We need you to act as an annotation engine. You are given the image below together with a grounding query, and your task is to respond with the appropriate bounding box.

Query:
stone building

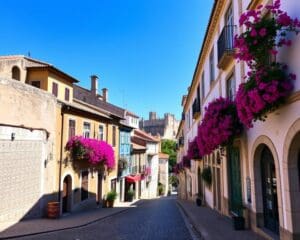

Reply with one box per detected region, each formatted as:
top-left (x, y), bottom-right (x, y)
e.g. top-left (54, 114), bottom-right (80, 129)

top-left (176, 1), bottom-right (300, 239)
top-left (139, 112), bottom-right (179, 140)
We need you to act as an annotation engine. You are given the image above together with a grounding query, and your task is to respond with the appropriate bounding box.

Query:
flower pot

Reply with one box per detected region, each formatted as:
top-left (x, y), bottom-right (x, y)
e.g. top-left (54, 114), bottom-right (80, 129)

top-left (232, 216), bottom-right (245, 230)
top-left (196, 197), bottom-right (202, 206)
top-left (47, 202), bottom-right (60, 219)
top-left (107, 200), bottom-right (114, 208)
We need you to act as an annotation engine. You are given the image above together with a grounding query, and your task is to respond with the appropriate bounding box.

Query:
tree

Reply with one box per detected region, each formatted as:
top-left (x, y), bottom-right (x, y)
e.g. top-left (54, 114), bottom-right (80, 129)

top-left (161, 139), bottom-right (177, 172)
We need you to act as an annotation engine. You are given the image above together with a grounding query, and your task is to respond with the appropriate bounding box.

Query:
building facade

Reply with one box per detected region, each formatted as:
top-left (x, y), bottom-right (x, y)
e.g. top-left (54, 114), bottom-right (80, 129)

top-left (139, 112), bottom-right (179, 140)
top-left (176, 1), bottom-right (300, 239)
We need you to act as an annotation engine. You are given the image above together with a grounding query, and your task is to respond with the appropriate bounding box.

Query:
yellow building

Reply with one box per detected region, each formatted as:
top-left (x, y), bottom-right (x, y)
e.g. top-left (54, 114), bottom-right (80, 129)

top-left (0, 55), bottom-right (122, 214)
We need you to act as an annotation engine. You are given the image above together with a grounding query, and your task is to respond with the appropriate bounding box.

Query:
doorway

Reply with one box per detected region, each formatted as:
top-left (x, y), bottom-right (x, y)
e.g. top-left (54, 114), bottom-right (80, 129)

top-left (261, 147), bottom-right (279, 234)
top-left (62, 175), bottom-right (72, 213)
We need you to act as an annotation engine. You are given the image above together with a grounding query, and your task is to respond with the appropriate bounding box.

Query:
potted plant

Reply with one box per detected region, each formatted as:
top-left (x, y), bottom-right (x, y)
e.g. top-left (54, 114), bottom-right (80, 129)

top-left (158, 183), bottom-right (165, 196)
top-left (196, 193), bottom-right (202, 207)
top-left (106, 190), bottom-right (117, 208)
top-left (127, 189), bottom-right (135, 202)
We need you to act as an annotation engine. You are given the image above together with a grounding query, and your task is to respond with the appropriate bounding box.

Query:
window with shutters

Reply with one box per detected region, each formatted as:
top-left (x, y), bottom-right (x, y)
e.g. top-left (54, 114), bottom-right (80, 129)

top-left (111, 179), bottom-right (117, 192)
top-left (81, 171), bottom-right (89, 201)
top-left (201, 72), bottom-right (205, 100)
top-left (65, 88), bottom-right (70, 101)
top-left (68, 119), bottom-right (76, 140)
top-left (52, 82), bottom-right (58, 97)
top-left (83, 122), bottom-right (90, 138)
top-left (209, 48), bottom-right (215, 83)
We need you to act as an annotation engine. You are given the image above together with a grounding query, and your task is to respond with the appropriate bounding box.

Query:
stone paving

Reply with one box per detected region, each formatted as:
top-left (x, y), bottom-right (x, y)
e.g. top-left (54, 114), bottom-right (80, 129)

top-left (0, 199), bottom-right (143, 239)
top-left (177, 199), bottom-right (265, 240)
top-left (4, 196), bottom-right (193, 240)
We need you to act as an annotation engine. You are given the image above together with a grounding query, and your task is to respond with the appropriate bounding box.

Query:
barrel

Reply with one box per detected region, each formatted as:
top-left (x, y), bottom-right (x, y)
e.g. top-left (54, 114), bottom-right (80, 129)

top-left (47, 202), bottom-right (60, 219)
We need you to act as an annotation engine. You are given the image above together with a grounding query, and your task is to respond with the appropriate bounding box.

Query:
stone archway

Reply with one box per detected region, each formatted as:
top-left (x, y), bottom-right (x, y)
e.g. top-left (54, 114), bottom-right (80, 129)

top-left (62, 175), bottom-right (72, 213)
top-left (251, 136), bottom-right (283, 236)
top-left (287, 131), bottom-right (300, 235)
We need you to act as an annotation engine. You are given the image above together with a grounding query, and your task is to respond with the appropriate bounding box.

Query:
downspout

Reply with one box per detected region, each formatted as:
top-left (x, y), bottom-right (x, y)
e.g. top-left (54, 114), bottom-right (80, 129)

top-left (58, 105), bottom-right (65, 205)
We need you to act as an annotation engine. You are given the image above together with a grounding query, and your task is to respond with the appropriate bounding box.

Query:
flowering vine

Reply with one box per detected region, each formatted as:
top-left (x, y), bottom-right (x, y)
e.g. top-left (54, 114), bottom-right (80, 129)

top-left (187, 137), bottom-right (201, 160)
top-left (234, 0), bottom-right (299, 128)
top-left (196, 97), bottom-right (243, 156)
top-left (66, 136), bottom-right (115, 170)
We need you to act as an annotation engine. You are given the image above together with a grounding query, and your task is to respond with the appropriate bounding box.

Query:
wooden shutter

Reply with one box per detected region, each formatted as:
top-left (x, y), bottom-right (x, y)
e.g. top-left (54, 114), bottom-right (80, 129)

top-left (65, 88), bottom-right (70, 101)
top-left (68, 120), bottom-right (76, 139)
top-left (52, 82), bottom-right (58, 97)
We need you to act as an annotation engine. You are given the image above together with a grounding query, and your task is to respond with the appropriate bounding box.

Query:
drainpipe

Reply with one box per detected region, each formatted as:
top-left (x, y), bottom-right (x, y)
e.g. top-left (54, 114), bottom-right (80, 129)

top-left (58, 105), bottom-right (65, 205)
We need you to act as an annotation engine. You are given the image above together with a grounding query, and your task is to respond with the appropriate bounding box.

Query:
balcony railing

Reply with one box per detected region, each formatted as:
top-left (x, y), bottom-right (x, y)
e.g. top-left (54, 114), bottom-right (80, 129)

top-left (192, 98), bottom-right (201, 119)
top-left (217, 25), bottom-right (236, 69)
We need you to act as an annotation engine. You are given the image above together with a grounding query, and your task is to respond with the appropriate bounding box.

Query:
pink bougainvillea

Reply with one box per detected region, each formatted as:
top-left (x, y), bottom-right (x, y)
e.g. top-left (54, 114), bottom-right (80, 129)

top-left (66, 136), bottom-right (115, 170)
top-left (234, 0), bottom-right (299, 128)
top-left (182, 155), bottom-right (191, 169)
top-left (187, 137), bottom-right (201, 160)
top-left (196, 97), bottom-right (242, 156)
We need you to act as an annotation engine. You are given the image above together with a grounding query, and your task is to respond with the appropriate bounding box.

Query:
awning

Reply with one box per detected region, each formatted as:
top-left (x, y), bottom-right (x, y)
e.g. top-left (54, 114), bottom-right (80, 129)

top-left (125, 175), bottom-right (141, 183)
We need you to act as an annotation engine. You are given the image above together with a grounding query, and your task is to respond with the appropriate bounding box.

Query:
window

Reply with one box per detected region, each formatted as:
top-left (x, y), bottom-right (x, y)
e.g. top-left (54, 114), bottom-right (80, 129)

top-left (209, 48), bottom-right (215, 83)
top-left (81, 171), bottom-right (89, 201)
top-left (201, 72), bottom-right (205, 100)
top-left (111, 179), bottom-right (117, 192)
top-left (12, 66), bottom-right (20, 81)
top-left (112, 126), bottom-right (116, 147)
top-left (65, 88), bottom-right (70, 101)
top-left (226, 74), bottom-right (236, 101)
top-left (83, 122), bottom-right (90, 138)
top-left (52, 82), bottom-right (58, 97)
top-left (31, 81), bottom-right (40, 88)
top-left (68, 119), bottom-right (76, 140)
top-left (98, 125), bottom-right (104, 140)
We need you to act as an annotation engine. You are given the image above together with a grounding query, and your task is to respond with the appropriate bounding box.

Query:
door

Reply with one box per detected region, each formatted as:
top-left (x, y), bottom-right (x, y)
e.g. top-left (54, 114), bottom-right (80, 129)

top-left (97, 173), bottom-right (103, 204)
top-left (198, 167), bottom-right (202, 197)
top-left (261, 147), bottom-right (279, 234)
top-left (62, 176), bottom-right (71, 213)
top-left (228, 146), bottom-right (243, 216)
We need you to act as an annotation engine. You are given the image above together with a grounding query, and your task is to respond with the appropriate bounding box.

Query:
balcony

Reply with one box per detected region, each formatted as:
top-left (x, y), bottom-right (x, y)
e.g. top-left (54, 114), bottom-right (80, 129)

top-left (217, 25), bottom-right (236, 70)
top-left (192, 98), bottom-right (201, 119)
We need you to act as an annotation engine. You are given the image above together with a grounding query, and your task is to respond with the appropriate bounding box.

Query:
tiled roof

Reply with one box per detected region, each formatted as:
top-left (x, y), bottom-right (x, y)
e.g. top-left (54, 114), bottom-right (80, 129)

top-left (134, 129), bottom-right (160, 143)
top-left (126, 110), bottom-right (139, 118)
top-left (132, 142), bottom-right (147, 150)
top-left (73, 84), bottom-right (125, 119)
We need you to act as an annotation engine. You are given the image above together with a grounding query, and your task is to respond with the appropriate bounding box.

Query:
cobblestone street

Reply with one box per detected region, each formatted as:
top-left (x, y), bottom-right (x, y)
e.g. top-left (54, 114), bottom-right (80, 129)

top-left (14, 197), bottom-right (194, 240)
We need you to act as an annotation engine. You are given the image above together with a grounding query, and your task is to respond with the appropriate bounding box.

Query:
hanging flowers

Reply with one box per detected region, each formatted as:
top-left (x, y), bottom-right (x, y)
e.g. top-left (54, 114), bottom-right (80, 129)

top-left (196, 97), bottom-right (243, 156)
top-left (66, 136), bottom-right (115, 170)
top-left (234, 0), bottom-right (299, 128)
top-left (187, 137), bottom-right (201, 160)
top-left (182, 156), bottom-right (191, 169)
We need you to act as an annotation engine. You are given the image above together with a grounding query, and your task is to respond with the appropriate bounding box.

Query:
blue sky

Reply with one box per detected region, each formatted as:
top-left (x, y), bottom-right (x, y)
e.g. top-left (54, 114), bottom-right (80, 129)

top-left (1, 0), bottom-right (213, 120)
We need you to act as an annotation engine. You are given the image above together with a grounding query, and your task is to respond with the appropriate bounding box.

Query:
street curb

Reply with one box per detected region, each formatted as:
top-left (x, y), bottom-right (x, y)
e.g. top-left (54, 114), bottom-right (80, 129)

top-left (176, 200), bottom-right (203, 239)
top-left (0, 200), bottom-right (145, 240)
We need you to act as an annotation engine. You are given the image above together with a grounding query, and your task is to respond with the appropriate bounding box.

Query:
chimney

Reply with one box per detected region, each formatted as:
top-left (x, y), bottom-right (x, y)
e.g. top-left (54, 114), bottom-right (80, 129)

top-left (90, 75), bottom-right (99, 95)
top-left (102, 88), bottom-right (108, 102)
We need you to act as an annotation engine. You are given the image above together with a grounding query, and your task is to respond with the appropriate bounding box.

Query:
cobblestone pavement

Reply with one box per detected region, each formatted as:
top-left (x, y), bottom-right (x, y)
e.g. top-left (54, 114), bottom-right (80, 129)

top-left (15, 197), bottom-right (194, 240)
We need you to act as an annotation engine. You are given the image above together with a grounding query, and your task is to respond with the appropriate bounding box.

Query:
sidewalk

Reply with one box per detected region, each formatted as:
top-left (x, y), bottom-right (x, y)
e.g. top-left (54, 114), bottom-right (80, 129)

top-left (0, 199), bottom-right (144, 239)
top-left (177, 199), bottom-right (265, 240)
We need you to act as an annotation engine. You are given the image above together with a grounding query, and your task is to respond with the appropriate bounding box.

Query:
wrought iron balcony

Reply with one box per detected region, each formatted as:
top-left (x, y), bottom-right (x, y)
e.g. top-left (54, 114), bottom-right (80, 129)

top-left (217, 25), bottom-right (236, 69)
top-left (192, 98), bottom-right (201, 119)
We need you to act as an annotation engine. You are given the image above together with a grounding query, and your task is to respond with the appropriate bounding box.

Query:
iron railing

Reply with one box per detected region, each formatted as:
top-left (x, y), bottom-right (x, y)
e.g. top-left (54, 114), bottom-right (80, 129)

top-left (218, 25), bottom-right (236, 62)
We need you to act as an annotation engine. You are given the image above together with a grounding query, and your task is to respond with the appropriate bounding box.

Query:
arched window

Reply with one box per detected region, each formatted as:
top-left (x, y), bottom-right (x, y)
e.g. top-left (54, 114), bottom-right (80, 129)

top-left (12, 66), bottom-right (21, 81)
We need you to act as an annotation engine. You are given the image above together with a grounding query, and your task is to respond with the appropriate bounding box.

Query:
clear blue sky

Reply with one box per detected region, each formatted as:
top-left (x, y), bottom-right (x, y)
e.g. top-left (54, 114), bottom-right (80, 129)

top-left (1, 0), bottom-right (213, 120)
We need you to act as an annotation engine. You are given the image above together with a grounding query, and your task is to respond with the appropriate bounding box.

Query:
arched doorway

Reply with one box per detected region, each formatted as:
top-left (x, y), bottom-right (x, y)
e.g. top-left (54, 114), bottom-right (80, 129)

top-left (12, 66), bottom-right (20, 81)
top-left (287, 131), bottom-right (300, 234)
top-left (260, 147), bottom-right (279, 234)
top-left (197, 167), bottom-right (202, 198)
top-left (62, 175), bottom-right (72, 213)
